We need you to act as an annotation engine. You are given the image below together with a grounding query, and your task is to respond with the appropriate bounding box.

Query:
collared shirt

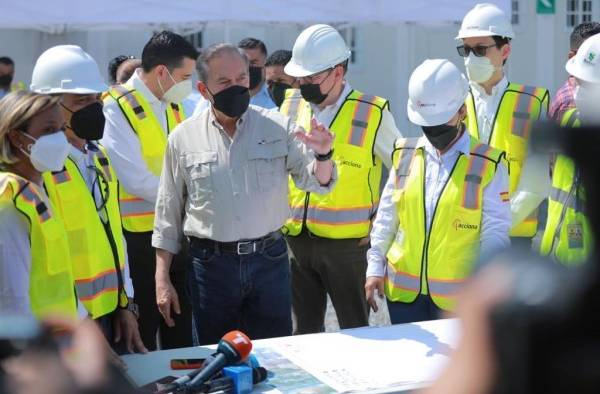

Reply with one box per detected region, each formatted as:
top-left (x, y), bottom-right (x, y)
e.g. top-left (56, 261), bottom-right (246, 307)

top-left (250, 83), bottom-right (277, 110)
top-left (469, 76), bottom-right (509, 144)
top-left (469, 76), bottom-right (551, 229)
top-left (311, 82), bottom-right (402, 169)
top-left (0, 89), bottom-right (8, 100)
top-left (101, 68), bottom-right (167, 204)
top-left (366, 130), bottom-right (511, 277)
top-left (152, 105), bottom-right (337, 254)
top-left (549, 77), bottom-right (576, 123)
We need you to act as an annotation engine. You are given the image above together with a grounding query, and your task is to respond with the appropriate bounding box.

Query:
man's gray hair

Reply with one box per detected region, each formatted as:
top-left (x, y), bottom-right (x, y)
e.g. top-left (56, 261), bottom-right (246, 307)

top-left (196, 43), bottom-right (248, 82)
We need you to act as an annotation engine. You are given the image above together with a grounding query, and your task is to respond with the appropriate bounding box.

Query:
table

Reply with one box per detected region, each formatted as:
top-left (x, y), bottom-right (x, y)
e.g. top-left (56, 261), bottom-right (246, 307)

top-left (122, 319), bottom-right (460, 393)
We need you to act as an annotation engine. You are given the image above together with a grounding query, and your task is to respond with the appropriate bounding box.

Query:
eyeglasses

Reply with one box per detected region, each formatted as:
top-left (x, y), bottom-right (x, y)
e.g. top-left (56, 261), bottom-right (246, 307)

top-left (301, 68), bottom-right (333, 84)
top-left (456, 44), bottom-right (497, 58)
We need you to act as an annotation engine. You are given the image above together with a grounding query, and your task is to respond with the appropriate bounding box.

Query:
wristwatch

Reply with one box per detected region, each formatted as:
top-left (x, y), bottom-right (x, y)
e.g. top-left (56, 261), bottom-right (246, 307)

top-left (315, 148), bottom-right (334, 161)
top-left (121, 297), bottom-right (140, 319)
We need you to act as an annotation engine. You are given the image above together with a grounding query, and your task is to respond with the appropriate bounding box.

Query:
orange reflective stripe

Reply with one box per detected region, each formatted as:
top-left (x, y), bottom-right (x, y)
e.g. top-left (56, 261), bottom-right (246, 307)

top-left (386, 264), bottom-right (421, 292)
top-left (348, 94), bottom-right (377, 147)
top-left (112, 85), bottom-right (146, 120)
top-left (305, 205), bottom-right (373, 225)
top-left (19, 183), bottom-right (51, 223)
top-left (428, 277), bottom-right (464, 297)
top-left (511, 85), bottom-right (539, 139)
top-left (394, 138), bottom-right (421, 190)
top-left (52, 170), bottom-right (71, 184)
top-left (462, 144), bottom-right (492, 210)
top-left (119, 197), bottom-right (155, 217)
top-left (93, 149), bottom-right (113, 182)
top-left (75, 268), bottom-right (119, 301)
top-left (171, 103), bottom-right (183, 124)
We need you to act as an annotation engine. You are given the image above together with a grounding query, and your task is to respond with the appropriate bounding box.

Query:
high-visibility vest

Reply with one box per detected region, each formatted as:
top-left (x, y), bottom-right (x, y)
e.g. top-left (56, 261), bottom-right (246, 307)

top-left (281, 88), bottom-right (388, 239)
top-left (0, 172), bottom-right (77, 319)
top-left (539, 109), bottom-right (592, 265)
top-left (465, 82), bottom-right (549, 237)
top-left (104, 83), bottom-right (186, 232)
top-left (43, 145), bottom-right (128, 319)
top-left (385, 135), bottom-right (505, 311)
top-left (11, 81), bottom-right (26, 92)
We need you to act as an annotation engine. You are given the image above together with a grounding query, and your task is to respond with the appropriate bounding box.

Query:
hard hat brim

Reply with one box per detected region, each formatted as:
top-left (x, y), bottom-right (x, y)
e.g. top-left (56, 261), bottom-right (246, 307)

top-left (31, 82), bottom-right (109, 95)
top-left (284, 61), bottom-right (331, 78)
top-left (455, 29), bottom-right (514, 40)
top-left (565, 58), bottom-right (600, 84)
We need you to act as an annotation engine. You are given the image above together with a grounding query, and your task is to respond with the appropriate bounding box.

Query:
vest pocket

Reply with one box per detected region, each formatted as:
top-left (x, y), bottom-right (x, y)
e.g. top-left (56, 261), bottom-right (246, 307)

top-left (184, 151), bottom-right (217, 208)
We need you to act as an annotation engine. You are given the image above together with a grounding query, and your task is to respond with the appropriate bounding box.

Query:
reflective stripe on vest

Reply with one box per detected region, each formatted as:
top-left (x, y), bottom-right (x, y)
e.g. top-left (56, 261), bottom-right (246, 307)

top-left (42, 146), bottom-right (127, 319)
top-left (0, 173), bottom-right (77, 319)
top-left (75, 268), bottom-right (119, 301)
top-left (283, 89), bottom-right (388, 239)
top-left (280, 89), bottom-right (304, 121)
top-left (105, 83), bottom-right (186, 232)
top-left (465, 82), bottom-right (549, 237)
top-left (385, 135), bottom-right (503, 311)
top-left (539, 109), bottom-right (592, 265)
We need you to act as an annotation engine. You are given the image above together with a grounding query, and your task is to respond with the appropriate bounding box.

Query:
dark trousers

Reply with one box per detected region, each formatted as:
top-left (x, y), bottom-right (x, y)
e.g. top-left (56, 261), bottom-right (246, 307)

top-left (187, 237), bottom-right (292, 345)
top-left (124, 230), bottom-right (192, 350)
top-left (287, 231), bottom-right (370, 334)
top-left (387, 294), bottom-right (442, 325)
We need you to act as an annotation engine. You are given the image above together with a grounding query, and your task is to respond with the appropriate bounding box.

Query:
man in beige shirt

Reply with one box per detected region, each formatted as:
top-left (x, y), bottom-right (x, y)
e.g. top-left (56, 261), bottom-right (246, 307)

top-left (152, 44), bottom-right (335, 345)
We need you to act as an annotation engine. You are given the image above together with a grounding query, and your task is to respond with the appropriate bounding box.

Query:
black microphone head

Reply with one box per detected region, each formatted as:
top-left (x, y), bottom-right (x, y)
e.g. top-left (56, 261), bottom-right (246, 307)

top-left (252, 366), bottom-right (268, 384)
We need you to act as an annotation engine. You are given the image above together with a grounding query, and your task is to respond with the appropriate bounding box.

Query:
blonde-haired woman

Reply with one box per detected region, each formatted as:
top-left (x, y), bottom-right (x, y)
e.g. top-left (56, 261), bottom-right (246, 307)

top-left (0, 90), bottom-right (77, 319)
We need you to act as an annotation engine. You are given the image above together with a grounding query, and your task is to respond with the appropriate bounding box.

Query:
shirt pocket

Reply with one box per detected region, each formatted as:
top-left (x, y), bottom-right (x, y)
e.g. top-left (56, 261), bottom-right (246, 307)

top-left (183, 151), bottom-right (217, 208)
top-left (247, 135), bottom-right (288, 192)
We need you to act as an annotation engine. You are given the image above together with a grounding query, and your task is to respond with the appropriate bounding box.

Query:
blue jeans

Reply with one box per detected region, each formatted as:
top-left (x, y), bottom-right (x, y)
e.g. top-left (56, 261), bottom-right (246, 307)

top-left (187, 237), bottom-right (292, 345)
top-left (387, 294), bottom-right (441, 325)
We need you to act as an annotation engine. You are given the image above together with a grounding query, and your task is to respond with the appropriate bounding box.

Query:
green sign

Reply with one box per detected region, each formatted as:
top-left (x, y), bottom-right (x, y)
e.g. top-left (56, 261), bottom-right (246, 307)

top-left (537, 0), bottom-right (555, 14)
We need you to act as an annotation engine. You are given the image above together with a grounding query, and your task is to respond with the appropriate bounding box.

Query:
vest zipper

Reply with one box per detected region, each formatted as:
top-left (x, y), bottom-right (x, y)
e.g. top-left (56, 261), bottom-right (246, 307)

top-left (419, 153), bottom-right (462, 296)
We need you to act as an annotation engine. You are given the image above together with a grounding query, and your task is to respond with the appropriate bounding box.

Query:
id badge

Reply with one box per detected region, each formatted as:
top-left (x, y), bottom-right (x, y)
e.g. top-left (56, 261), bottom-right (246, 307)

top-left (567, 223), bottom-right (584, 249)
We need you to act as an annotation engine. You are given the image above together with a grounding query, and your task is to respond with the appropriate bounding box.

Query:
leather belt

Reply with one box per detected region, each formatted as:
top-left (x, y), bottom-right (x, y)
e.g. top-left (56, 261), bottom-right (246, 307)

top-left (189, 231), bottom-right (283, 255)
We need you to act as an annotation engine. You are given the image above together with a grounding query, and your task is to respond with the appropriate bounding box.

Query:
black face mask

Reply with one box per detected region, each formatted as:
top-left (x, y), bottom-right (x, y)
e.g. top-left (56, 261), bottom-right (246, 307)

top-left (0, 74), bottom-right (13, 88)
top-left (421, 123), bottom-right (462, 151)
top-left (210, 85), bottom-right (250, 118)
top-left (248, 66), bottom-right (264, 90)
top-left (268, 82), bottom-right (293, 107)
top-left (64, 102), bottom-right (106, 141)
top-left (299, 70), bottom-right (333, 105)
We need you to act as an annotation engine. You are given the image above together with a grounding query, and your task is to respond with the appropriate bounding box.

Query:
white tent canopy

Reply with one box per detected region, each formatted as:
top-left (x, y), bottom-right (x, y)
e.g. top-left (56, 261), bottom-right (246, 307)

top-left (0, 0), bottom-right (510, 33)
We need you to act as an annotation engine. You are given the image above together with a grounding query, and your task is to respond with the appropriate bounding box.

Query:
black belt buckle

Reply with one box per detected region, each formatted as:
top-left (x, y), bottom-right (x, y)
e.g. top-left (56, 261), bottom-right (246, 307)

top-left (237, 240), bottom-right (258, 255)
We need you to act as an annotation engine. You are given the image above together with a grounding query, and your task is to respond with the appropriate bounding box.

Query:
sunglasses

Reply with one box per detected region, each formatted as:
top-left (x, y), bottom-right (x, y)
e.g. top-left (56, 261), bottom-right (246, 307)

top-left (456, 44), bottom-right (497, 58)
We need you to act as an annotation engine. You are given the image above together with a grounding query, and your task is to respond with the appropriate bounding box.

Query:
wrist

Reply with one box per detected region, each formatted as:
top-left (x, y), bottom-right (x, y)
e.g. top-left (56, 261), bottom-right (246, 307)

top-left (314, 148), bottom-right (334, 161)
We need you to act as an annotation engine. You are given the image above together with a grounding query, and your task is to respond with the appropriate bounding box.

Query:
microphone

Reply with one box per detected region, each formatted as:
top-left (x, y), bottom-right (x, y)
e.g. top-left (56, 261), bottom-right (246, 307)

top-left (185, 330), bottom-right (253, 390)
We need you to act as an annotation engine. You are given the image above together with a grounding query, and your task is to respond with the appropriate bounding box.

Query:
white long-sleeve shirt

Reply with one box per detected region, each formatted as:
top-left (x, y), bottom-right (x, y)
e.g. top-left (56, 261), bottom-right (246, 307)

top-left (101, 69), bottom-right (167, 204)
top-left (469, 77), bottom-right (551, 229)
top-left (311, 82), bottom-right (402, 169)
top-left (366, 130), bottom-right (511, 278)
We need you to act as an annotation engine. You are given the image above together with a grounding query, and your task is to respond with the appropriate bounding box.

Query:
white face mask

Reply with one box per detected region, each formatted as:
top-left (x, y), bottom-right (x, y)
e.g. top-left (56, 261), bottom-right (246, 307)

top-left (20, 131), bottom-right (71, 173)
top-left (158, 68), bottom-right (192, 103)
top-left (464, 54), bottom-right (496, 84)
top-left (574, 84), bottom-right (600, 124)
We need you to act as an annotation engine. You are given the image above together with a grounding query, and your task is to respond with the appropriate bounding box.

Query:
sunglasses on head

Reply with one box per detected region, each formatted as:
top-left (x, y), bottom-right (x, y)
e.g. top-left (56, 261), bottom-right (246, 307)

top-left (456, 44), bottom-right (497, 58)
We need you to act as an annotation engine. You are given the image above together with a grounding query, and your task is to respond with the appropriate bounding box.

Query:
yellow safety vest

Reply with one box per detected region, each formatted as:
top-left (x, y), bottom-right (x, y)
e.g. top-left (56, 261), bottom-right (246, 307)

top-left (0, 172), bottom-right (77, 319)
top-left (11, 81), bottom-right (26, 92)
top-left (465, 82), bottom-right (549, 237)
top-left (104, 83), bottom-right (186, 232)
top-left (281, 89), bottom-right (388, 239)
top-left (43, 145), bottom-right (128, 319)
top-left (385, 135), bottom-right (505, 311)
top-left (539, 109), bottom-right (592, 265)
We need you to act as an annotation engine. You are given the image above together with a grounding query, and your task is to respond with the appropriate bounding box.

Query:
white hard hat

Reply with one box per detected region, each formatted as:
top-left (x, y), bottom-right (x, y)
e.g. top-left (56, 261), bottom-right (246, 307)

top-left (566, 33), bottom-right (600, 84)
top-left (31, 45), bottom-right (107, 94)
top-left (407, 59), bottom-right (469, 127)
top-left (456, 3), bottom-right (514, 39)
top-left (285, 24), bottom-right (351, 78)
